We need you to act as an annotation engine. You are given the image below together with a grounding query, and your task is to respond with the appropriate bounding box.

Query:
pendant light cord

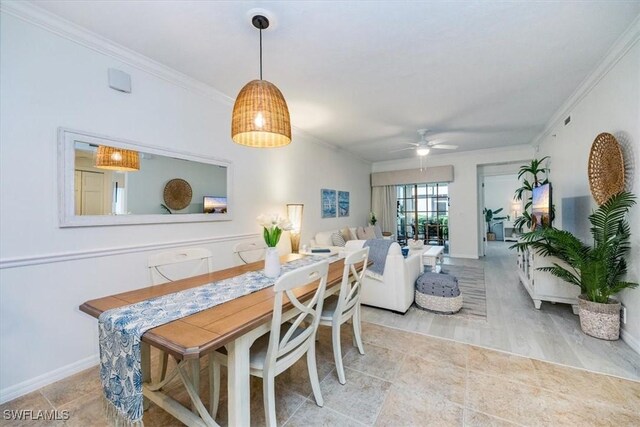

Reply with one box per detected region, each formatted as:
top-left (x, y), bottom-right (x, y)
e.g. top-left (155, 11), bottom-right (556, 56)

top-left (259, 27), bottom-right (263, 80)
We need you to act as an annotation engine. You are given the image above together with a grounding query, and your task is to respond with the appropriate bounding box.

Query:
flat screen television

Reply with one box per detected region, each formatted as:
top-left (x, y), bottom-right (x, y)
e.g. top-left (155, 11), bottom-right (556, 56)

top-left (203, 196), bottom-right (227, 214)
top-left (531, 183), bottom-right (552, 229)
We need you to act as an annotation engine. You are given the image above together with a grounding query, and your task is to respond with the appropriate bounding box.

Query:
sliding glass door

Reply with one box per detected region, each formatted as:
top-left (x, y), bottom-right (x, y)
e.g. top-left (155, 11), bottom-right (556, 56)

top-left (397, 183), bottom-right (449, 252)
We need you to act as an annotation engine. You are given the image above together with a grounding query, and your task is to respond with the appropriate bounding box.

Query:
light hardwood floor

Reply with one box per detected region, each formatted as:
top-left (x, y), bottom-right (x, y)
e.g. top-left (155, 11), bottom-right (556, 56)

top-left (362, 241), bottom-right (640, 380)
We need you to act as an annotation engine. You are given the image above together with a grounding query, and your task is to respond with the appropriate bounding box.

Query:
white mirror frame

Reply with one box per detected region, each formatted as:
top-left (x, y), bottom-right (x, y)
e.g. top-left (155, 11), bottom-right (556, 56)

top-left (58, 127), bottom-right (233, 227)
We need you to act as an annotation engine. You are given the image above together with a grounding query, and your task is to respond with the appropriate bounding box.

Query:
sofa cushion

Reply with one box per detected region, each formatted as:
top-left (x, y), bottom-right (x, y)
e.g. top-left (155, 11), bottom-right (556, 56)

top-left (349, 227), bottom-right (358, 240)
top-left (369, 225), bottom-right (383, 239)
top-left (331, 232), bottom-right (346, 247)
top-left (340, 227), bottom-right (353, 242)
top-left (314, 230), bottom-right (335, 246)
top-left (357, 226), bottom-right (376, 240)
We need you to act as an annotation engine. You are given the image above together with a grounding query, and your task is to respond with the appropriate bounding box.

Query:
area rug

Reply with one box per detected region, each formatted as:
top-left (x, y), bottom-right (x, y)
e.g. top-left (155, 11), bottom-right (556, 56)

top-left (415, 264), bottom-right (487, 321)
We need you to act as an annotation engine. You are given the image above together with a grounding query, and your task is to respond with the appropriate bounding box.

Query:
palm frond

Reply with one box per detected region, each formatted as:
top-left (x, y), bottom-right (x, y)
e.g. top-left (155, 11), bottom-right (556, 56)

top-left (590, 192), bottom-right (636, 246)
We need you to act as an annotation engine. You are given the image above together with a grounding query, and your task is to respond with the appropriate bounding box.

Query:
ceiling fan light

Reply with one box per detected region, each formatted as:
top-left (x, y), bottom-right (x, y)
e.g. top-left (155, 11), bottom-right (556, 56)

top-left (417, 147), bottom-right (430, 156)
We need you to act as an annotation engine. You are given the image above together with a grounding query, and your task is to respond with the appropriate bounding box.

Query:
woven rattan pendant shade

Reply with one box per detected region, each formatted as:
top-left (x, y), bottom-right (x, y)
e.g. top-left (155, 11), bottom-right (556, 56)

top-left (95, 145), bottom-right (140, 171)
top-left (231, 79), bottom-right (291, 148)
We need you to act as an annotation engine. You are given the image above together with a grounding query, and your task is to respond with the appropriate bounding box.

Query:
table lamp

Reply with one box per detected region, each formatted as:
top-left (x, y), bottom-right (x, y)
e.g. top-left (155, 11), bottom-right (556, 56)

top-left (287, 204), bottom-right (304, 253)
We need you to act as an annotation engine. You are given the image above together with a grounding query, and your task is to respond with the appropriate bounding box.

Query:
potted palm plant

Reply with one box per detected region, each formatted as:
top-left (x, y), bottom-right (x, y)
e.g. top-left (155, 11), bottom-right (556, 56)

top-left (513, 157), bottom-right (549, 231)
top-left (483, 208), bottom-right (507, 241)
top-left (513, 191), bottom-right (637, 340)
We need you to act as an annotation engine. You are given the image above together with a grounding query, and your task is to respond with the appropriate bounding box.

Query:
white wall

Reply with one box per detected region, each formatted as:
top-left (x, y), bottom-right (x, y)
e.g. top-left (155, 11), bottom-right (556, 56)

top-left (534, 28), bottom-right (640, 352)
top-left (0, 10), bottom-right (371, 401)
top-left (372, 145), bottom-right (534, 258)
top-left (483, 174), bottom-right (520, 220)
top-left (126, 156), bottom-right (227, 214)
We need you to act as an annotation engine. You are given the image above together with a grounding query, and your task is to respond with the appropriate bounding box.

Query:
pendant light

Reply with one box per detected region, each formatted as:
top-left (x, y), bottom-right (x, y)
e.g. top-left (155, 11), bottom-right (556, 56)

top-left (231, 14), bottom-right (291, 148)
top-left (95, 145), bottom-right (140, 171)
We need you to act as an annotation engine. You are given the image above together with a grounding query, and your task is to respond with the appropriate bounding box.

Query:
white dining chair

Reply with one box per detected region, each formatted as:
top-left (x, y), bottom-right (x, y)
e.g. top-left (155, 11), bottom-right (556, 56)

top-left (234, 240), bottom-right (267, 264)
top-left (148, 247), bottom-right (214, 284)
top-left (209, 260), bottom-right (329, 426)
top-left (148, 247), bottom-right (213, 383)
top-left (319, 247), bottom-right (369, 385)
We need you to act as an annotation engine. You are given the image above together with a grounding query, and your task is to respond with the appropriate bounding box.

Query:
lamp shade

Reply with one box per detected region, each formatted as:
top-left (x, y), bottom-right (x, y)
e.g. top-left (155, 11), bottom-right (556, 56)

top-left (95, 145), bottom-right (140, 171)
top-left (287, 204), bottom-right (304, 253)
top-left (231, 79), bottom-right (291, 148)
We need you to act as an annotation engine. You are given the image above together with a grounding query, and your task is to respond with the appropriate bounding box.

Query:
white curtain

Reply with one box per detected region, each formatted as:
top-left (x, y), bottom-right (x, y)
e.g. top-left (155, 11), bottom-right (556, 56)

top-left (371, 185), bottom-right (397, 235)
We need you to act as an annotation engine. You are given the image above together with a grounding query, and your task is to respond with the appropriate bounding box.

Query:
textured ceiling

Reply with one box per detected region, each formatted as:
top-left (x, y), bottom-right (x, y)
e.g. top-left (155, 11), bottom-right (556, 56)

top-left (31, 1), bottom-right (640, 162)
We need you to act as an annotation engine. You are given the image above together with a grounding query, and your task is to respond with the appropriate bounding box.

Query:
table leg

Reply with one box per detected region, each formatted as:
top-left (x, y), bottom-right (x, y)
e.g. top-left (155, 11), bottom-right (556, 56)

top-left (141, 342), bottom-right (151, 411)
top-left (191, 359), bottom-right (200, 414)
top-left (226, 334), bottom-right (252, 426)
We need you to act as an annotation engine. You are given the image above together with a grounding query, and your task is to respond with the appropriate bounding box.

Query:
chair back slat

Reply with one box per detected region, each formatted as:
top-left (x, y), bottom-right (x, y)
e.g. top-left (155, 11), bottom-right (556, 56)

top-left (336, 248), bottom-right (369, 321)
top-left (266, 261), bottom-right (329, 371)
top-left (234, 241), bottom-right (267, 264)
top-left (148, 247), bottom-right (213, 285)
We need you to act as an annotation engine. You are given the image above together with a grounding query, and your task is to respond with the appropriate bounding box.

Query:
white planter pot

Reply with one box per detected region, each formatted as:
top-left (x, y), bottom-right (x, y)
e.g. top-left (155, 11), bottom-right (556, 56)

top-left (578, 294), bottom-right (621, 341)
top-left (264, 247), bottom-right (281, 278)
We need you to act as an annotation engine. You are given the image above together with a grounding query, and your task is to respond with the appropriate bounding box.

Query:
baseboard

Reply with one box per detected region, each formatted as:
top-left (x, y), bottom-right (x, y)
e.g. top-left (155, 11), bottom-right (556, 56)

top-left (0, 354), bottom-right (99, 404)
top-left (449, 253), bottom-right (479, 260)
top-left (621, 328), bottom-right (640, 355)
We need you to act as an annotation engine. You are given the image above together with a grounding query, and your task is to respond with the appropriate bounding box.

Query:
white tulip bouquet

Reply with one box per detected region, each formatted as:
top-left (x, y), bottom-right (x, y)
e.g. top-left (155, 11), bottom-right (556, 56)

top-left (257, 214), bottom-right (293, 247)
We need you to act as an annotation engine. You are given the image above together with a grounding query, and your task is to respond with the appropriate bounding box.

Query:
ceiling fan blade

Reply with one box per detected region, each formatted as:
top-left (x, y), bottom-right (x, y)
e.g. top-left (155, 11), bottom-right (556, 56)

top-left (389, 147), bottom-right (416, 153)
top-left (431, 144), bottom-right (458, 150)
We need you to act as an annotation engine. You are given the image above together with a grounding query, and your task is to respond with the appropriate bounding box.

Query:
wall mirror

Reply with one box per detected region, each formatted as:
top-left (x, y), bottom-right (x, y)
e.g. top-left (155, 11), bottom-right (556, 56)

top-left (58, 128), bottom-right (233, 227)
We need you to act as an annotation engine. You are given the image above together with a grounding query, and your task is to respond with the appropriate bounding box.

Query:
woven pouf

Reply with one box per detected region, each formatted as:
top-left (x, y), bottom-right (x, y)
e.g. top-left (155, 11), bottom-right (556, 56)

top-left (415, 272), bottom-right (463, 314)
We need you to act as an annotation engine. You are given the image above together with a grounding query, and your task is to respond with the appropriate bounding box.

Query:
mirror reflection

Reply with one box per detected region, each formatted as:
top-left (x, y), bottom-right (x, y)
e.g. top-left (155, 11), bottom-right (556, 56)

top-left (59, 128), bottom-right (232, 226)
top-left (74, 142), bottom-right (228, 216)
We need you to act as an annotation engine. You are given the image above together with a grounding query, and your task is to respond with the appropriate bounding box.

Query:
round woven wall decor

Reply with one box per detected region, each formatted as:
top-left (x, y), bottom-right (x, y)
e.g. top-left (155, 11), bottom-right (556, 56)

top-left (163, 178), bottom-right (192, 210)
top-left (588, 132), bottom-right (625, 205)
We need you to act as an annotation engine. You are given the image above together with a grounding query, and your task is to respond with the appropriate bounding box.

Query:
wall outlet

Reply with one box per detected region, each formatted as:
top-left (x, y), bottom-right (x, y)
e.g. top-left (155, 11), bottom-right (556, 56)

top-left (621, 305), bottom-right (627, 324)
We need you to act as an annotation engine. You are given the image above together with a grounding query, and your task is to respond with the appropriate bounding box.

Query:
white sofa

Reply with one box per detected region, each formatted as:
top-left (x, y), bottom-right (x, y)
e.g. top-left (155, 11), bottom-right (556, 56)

top-left (309, 227), bottom-right (394, 253)
top-left (344, 240), bottom-right (422, 314)
top-left (309, 228), bottom-right (358, 252)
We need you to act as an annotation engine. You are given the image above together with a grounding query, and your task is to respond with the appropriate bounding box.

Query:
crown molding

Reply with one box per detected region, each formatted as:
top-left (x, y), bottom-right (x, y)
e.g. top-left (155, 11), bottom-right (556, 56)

top-left (0, 1), bottom-right (372, 163)
top-left (0, 0), bottom-right (233, 104)
top-left (531, 14), bottom-right (640, 148)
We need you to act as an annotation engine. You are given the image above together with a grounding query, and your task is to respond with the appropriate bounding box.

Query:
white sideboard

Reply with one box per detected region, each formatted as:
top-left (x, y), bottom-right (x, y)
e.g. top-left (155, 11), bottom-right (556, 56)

top-left (516, 247), bottom-right (580, 314)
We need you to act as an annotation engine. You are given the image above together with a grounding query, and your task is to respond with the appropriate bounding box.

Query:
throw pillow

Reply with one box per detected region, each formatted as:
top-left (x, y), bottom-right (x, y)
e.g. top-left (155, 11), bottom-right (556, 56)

top-left (340, 227), bottom-right (353, 242)
top-left (373, 225), bottom-right (383, 239)
top-left (331, 232), bottom-right (346, 247)
top-left (363, 226), bottom-right (377, 239)
top-left (349, 227), bottom-right (358, 240)
top-left (356, 226), bottom-right (367, 239)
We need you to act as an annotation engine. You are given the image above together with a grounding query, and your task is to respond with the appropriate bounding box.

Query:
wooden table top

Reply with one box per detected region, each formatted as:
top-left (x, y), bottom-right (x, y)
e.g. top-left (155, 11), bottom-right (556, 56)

top-left (80, 254), bottom-right (355, 360)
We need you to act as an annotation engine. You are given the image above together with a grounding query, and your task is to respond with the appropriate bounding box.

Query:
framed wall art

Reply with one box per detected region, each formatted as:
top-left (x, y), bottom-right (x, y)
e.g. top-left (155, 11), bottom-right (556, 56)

top-left (338, 191), bottom-right (350, 217)
top-left (321, 188), bottom-right (336, 218)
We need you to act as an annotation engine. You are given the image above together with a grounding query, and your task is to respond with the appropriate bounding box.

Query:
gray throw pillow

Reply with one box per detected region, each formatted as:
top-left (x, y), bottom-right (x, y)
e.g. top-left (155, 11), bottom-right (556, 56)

top-left (331, 232), bottom-right (346, 247)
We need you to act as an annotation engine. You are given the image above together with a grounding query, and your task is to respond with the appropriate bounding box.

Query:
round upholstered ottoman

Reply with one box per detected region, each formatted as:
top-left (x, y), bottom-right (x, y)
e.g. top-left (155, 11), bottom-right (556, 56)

top-left (415, 272), bottom-right (463, 314)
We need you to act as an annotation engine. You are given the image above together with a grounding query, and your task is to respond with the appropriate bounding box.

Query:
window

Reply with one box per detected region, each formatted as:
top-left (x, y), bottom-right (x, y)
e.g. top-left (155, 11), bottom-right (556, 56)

top-left (397, 183), bottom-right (449, 252)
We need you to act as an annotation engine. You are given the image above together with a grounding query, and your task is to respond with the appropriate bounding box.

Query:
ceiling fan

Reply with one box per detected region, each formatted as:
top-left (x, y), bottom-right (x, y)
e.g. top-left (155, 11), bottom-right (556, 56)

top-left (391, 129), bottom-right (458, 156)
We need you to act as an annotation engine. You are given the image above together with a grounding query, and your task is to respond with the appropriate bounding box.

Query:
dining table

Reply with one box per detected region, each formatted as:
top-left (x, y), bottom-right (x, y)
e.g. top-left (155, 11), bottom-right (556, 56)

top-left (80, 253), bottom-right (364, 426)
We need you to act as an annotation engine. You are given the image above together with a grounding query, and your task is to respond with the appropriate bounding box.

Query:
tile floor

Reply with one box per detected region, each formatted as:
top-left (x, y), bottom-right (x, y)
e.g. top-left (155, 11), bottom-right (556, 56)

top-left (1, 322), bottom-right (639, 426)
top-left (2, 243), bottom-right (639, 426)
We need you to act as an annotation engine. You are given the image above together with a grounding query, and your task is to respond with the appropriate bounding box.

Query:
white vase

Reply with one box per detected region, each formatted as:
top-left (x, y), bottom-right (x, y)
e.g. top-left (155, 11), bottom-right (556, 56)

top-left (264, 247), bottom-right (281, 278)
